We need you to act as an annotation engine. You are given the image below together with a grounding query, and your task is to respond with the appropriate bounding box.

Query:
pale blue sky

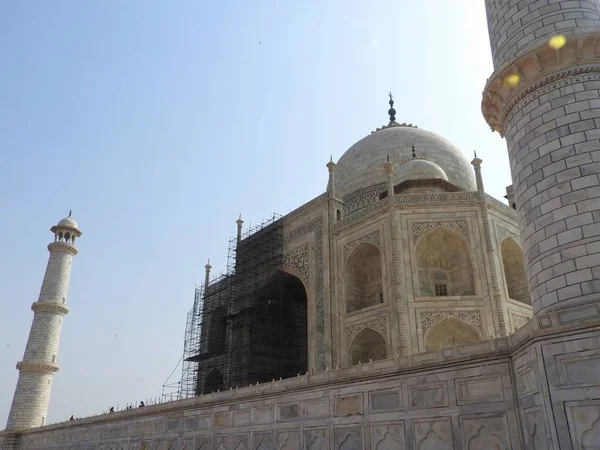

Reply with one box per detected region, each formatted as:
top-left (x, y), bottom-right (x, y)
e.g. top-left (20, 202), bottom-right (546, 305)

top-left (0, 1), bottom-right (511, 425)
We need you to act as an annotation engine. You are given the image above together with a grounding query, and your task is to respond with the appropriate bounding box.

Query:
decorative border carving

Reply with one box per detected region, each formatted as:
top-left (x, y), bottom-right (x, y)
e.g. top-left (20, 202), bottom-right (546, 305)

top-left (419, 311), bottom-right (483, 337)
top-left (342, 230), bottom-right (381, 261)
top-left (284, 216), bottom-right (325, 370)
top-left (334, 192), bottom-right (484, 234)
top-left (343, 184), bottom-right (387, 215)
top-left (510, 312), bottom-right (529, 332)
top-left (346, 317), bottom-right (387, 348)
top-left (282, 244), bottom-right (309, 284)
top-left (412, 220), bottom-right (469, 244)
top-left (497, 226), bottom-right (521, 245)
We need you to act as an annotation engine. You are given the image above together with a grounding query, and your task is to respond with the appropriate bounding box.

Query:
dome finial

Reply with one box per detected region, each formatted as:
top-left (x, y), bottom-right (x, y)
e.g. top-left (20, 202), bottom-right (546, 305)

top-left (388, 92), bottom-right (396, 123)
top-left (411, 145), bottom-right (416, 159)
top-left (68, 209), bottom-right (72, 217)
top-left (474, 150), bottom-right (477, 158)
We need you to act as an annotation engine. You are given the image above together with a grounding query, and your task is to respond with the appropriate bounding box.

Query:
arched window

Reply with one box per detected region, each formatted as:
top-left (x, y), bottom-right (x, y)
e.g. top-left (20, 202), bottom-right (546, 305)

top-left (336, 209), bottom-right (342, 221)
top-left (416, 228), bottom-right (474, 297)
top-left (204, 369), bottom-right (223, 394)
top-left (207, 306), bottom-right (227, 354)
top-left (350, 328), bottom-right (387, 365)
top-left (501, 238), bottom-right (530, 305)
top-left (424, 317), bottom-right (480, 351)
top-left (346, 243), bottom-right (383, 313)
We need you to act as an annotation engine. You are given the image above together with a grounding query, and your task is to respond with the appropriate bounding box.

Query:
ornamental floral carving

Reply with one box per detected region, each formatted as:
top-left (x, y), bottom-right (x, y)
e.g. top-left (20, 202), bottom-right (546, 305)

top-left (419, 310), bottom-right (483, 337)
top-left (497, 226), bottom-right (521, 245)
top-left (510, 312), bottom-right (530, 332)
top-left (346, 317), bottom-right (387, 347)
top-left (412, 220), bottom-right (469, 244)
top-left (342, 230), bottom-right (381, 261)
top-left (282, 244), bottom-right (309, 283)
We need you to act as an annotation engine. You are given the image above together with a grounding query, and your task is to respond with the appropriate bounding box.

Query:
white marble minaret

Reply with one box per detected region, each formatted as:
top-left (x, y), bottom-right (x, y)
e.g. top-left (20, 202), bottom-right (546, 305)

top-left (6, 213), bottom-right (82, 430)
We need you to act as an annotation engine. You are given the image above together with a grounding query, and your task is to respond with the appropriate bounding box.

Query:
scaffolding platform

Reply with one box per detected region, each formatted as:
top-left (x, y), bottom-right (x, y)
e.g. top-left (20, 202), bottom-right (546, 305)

top-left (180, 214), bottom-right (307, 397)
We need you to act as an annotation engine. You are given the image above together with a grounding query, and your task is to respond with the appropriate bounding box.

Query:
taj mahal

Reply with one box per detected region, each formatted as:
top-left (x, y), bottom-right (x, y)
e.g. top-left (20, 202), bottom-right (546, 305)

top-left (2, 0), bottom-right (600, 449)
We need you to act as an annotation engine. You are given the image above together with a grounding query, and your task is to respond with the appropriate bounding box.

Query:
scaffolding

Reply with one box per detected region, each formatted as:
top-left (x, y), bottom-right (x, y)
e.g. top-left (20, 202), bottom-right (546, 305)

top-left (180, 214), bottom-right (308, 397)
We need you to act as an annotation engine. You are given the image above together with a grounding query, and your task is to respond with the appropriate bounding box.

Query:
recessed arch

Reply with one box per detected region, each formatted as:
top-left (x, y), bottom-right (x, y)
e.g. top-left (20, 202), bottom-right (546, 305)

top-left (424, 317), bottom-right (481, 351)
top-left (239, 271), bottom-right (307, 384)
top-left (501, 237), bottom-right (530, 305)
top-left (415, 228), bottom-right (474, 297)
top-left (345, 243), bottom-right (383, 313)
top-left (349, 328), bottom-right (387, 365)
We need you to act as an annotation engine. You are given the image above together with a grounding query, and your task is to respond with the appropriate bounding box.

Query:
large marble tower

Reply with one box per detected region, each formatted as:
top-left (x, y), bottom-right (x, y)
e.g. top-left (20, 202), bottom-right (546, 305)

top-left (482, 1), bottom-right (600, 322)
top-left (6, 214), bottom-right (82, 430)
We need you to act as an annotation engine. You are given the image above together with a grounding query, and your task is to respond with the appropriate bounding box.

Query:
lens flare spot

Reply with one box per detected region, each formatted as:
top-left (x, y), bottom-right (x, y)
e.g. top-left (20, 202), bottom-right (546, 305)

top-left (505, 73), bottom-right (521, 88)
top-left (549, 34), bottom-right (566, 50)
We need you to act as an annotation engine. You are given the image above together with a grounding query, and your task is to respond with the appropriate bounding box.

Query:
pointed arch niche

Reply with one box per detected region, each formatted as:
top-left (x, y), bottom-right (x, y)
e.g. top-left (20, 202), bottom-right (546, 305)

top-left (501, 237), bottom-right (530, 305)
top-left (415, 228), bottom-right (475, 297)
top-left (349, 328), bottom-right (387, 365)
top-left (424, 317), bottom-right (481, 351)
top-left (345, 243), bottom-right (383, 313)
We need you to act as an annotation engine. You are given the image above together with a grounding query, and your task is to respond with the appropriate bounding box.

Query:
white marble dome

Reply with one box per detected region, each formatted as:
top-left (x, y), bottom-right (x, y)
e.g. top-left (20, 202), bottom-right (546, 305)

top-left (57, 216), bottom-right (79, 230)
top-left (395, 158), bottom-right (448, 183)
top-left (334, 126), bottom-right (476, 198)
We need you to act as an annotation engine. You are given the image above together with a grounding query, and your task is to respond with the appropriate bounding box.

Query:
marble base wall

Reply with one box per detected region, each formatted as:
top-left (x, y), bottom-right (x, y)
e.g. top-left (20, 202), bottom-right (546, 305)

top-left (3, 323), bottom-right (600, 450)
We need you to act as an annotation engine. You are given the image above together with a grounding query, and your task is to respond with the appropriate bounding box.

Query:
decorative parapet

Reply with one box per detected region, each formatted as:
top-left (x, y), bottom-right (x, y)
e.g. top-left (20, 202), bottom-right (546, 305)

top-left (16, 361), bottom-right (59, 374)
top-left (482, 33), bottom-right (600, 136)
top-left (31, 301), bottom-right (69, 315)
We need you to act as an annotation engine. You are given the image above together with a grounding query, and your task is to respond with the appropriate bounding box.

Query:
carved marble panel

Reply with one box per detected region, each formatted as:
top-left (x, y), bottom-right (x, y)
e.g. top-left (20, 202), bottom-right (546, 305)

top-left (523, 407), bottom-right (548, 450)
top-left (194, 436), bottom-right (210, 450)
top-left (253, 406), bottom-right (274, 424)
top-left (412, 417), bottom-right (453, 450)
top-left (556, 349), bottom-right (600, 387)
top-left (335, 425), bottom-right (363, 450)
top-left (305, 427), bottom-right (329, 450)
top-left (409, 382), bottom-right (449, 409)
top-left (233, 410), bottom-right (251, 427)
top-left (213, 412), bottom-right (230, 428)
top-left (346, 317), bottom-right (387, 348)
top-left (369, 389), bottom-right (402, 413)
top-left (455, 375), bottom-right (505, 405)
top-left (278, 403), bottom-right (300, 422)
top-left (419, 311), bottom-right (483, 337)
top-left (412, 220), bottom-right (469, 244)
top-left (253, 432), bottom-right (275, 450)
top-left (232, 434), bottom-right (249, 450)
top-left (516, 361), bottom-right (539, 398)
top-left (496, 226), bottom-right (521, 245)
top-left (370, 421), bottom-right (406, 450)
top-left (509, 312), bottom-right (529, 332)
top-left (304, 399), bottom-right (330, 420)
top-left (342, 230), bottom-right (381, 261)
top-left (283, 244), bottom-right (309, 284)
top-left (460, 413), bottom-right (510, 450)
top-left (335, 394), bottom-right (363, 417)
top-left (277, 430), bottom-right (300, 450)
top-left (565, 400), bottom-right (600, 450)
